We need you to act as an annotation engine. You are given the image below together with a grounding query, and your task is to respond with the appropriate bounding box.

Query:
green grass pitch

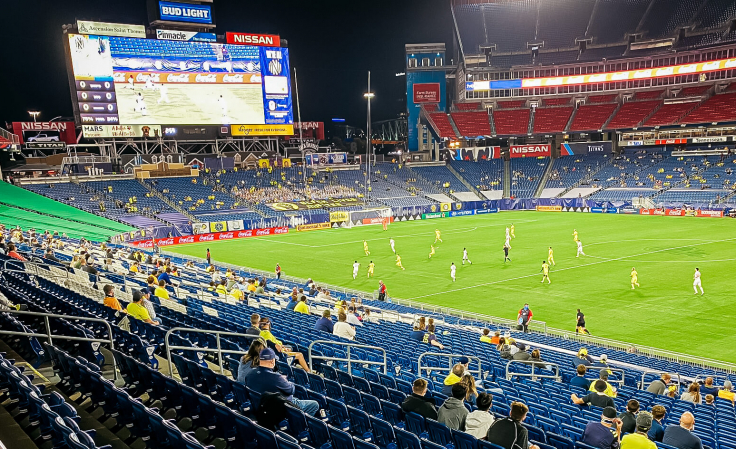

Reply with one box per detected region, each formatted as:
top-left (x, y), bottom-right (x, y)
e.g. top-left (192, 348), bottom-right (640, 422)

top-left (168, 211), bottom-right (736, 362)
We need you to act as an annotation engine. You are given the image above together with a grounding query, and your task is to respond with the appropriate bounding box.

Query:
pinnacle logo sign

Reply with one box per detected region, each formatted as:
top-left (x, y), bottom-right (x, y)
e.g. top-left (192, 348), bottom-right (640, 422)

top-left (156, 29), bottom-right (216, 42)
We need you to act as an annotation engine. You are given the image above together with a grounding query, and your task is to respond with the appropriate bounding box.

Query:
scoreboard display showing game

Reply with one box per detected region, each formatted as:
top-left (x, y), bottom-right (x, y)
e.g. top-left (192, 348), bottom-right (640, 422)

top-left (66, 32), bottom-right (294, 137)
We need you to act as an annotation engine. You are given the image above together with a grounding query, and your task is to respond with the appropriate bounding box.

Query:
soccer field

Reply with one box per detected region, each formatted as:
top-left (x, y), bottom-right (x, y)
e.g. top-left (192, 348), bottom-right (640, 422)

top-left (167, 212), bottom-right (736, 362)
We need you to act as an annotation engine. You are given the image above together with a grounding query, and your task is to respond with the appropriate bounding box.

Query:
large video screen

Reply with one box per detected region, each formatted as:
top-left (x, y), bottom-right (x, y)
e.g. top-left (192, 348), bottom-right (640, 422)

top-left (67, 33), bottom-right (293, 128)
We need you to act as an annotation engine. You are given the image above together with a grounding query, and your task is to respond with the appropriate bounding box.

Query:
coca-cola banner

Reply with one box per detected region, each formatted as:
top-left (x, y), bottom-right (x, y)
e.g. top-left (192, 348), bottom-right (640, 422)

top-left (127, 226), bottom-right (289, 248)
top-left (509, 144), bottom-right (551, 158)
top-left (639, 208), bottom-right (723, 218)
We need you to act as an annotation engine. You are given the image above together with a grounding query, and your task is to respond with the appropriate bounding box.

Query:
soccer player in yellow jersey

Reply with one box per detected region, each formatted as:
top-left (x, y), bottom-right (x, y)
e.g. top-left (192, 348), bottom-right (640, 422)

top-left (510, 224), bottom-right (515, 239)
top-left (434, 229), bottom-right (442, 243)
top-left (367, 261), bottom-right (375, 278)
top-left (572, 229), bottom-right (579, 242)
top-left (395, 254), bottom-right (405, 270)
top-left (363, 240), bottom-right (370, 255)
top-left (631, 267), bottom-right (640, 289)
top-left (429, 245), bottom-right (436, 259)
top-left (541, 261), bottom-right (551, 284)
top-left (548, 246), bottom-right (555, 266)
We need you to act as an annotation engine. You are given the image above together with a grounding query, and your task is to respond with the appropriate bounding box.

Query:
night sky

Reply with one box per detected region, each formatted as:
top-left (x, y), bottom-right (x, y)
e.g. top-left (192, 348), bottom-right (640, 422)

top-left (0, 0), bottom-right (453, 129)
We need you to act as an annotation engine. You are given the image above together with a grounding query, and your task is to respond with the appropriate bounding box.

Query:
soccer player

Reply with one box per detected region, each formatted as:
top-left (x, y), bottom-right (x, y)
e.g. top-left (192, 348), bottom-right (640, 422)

top-left (450, 262), bottom-right (456, 282)
top-left (395, 254), bottom-right (405, 271)
top-left (541, 261), bottom-right (551, 284)
top-left (548, 246), bottom-right (555, 266)
top-left (219, 95), bottom-right (228, 120)
top-left (127, 75), bottom-right (135, 90)
top-left (693, 268), bottom-right (704, 295)
top-left (429, 245), bottom-right (436, 259)
top-left (382, 217), bottom-right (389, 231)
top-left (573, 229), bottom-right (579, 242)
top-left (390, 238), bottom-right (395, 254)
top-left (367, 261), bottom-right (375, 278)
top-left (462, 248), bottom-right (472, 265)
top-left (505, 227), bottom-right (510, 240)
top-left (576, 240), bottom-right (585, 257)
top-left (157, 83), bottom-right (170, 104)
top-left (363, 240), bottom-right (370, 256)
top-left (630, 267), bottom-right (640, 289)
top-left (503, 243), bottom-right (511, 263)
top-left (510, 224), bottom-right (515, 239)
top-left (505, 234), bottom-right (512, 249)
top-left (434, 229), bottom-right (443, 243)
top-left (136, 93), bottom-right (148, 116)
top-left (352, 261), bottom-right (360, 280)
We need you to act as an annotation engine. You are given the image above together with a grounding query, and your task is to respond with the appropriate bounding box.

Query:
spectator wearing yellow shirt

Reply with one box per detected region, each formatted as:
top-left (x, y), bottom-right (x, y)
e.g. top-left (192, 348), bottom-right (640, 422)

top-left (130, 261), bottom-right (140, 273)
top-left (230, 284), bottom-right (244, 300)
top-left (206, 264), bottom-right (215, 273)
top-left (259, 317), bottom-right (311, 373)
top-left (588, 370), bottom-right (617, 397)
top-left (215, 280), bottom-right (228, 296)
top-left (294, 296), bottom-right (310, 314)
top-left (154, 279), bottom-right (170, 300)
top-left (127, 291), bottom-right (158, 325)
top-left (480, 328), bottom-right (493, 343)
top-left (247, 280), bottom-right (257, 293)
top-left (719, 380), bottom-right (735, 405)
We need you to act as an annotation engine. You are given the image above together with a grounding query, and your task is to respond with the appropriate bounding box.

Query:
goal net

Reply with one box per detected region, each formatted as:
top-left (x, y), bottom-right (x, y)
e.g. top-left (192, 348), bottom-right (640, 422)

top-left (347, 208), bottom-right (393, 227)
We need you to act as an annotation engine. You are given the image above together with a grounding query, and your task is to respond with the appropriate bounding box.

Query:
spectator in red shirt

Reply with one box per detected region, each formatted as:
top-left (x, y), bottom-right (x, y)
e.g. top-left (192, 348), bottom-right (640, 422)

top-left (7, 244), bottom-right (26, 262)
top-left (517, 304), bottom-right (533, 333)
top-left (378, 280), bottom-right (387, 301)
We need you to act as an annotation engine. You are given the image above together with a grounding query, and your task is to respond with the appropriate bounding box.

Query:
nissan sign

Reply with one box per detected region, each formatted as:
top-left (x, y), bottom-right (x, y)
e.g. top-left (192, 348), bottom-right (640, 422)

top-left (225, 32), bottom-right (281, 47)
top-left (509, 144), bottom-right (551, 158)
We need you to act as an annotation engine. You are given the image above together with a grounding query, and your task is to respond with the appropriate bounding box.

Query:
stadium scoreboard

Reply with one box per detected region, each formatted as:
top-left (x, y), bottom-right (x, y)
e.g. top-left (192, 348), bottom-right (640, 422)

top-left (65, 24), bottom-right (293, 139)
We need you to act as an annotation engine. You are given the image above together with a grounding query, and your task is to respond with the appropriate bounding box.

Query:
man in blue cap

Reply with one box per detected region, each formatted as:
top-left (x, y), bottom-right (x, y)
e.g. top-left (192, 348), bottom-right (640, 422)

top-left (245, 348), bottom-right (320, 416)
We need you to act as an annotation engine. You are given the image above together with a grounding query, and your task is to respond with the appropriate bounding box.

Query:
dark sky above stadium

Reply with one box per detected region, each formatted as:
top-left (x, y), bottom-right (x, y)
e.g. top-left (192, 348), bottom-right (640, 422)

top-left (1, 0), bottom-right (453, 130)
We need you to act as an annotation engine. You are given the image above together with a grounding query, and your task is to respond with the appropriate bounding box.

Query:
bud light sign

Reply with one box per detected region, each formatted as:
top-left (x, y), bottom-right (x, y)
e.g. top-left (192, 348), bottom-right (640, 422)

top-left (159, 1), bottom-right (213, 24)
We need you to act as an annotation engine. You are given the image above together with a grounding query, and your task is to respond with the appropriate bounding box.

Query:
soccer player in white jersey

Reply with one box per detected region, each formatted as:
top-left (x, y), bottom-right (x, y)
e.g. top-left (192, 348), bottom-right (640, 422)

top-left (390, 238), bottom-right (395, 254)
top-left (450, 262), bottom-right (456, 282)
top-left (462, 248), bottom-right (472, 265)
top-left (219, 95), bottom-right (228, 122)
top-left (352, 261), bottom-right (360, 280)
top-left (136, 93), bottom-right (148, 116)
top-left (576, 240), bottom-right (585, 257)
top-left (158, 83), bottom-right (170, 104)
top-left (505, 234), bottom-right (512, 249)
top-left (693, 268), bottom-right (704, 295)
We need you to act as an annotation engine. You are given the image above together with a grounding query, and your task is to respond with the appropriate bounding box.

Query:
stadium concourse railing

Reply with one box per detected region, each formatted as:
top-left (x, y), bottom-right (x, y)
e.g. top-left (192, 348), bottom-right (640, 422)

top-left (158, 251), bottom-right (736, 373)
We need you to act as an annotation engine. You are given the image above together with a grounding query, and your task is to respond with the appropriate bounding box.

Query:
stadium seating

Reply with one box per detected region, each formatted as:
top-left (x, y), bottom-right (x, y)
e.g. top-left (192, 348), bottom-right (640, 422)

top-left (450, 111), bottom-right (492, 137)
top-left (497, 100), bottom-right (527, 109)
top-left (569, 103), bottom-right (617, 132)
top-left (510, 158), bottom-right (549, 198)
top-left (493, 109), bottom-right (531, 135)
top-left (586, 0), bottom-right (650, 43)
top-left (605, 100), bottom-right (660, 129)
top-left (532, 107), bottom-right (574, 134)
top-left (642, 102), bottom-right (699, 127)
top-left (634, 90), bottom-right (665, 100)
top-left (455, 103), bottom-right (481, 111)
top-left (409, 165), bottom-right (471, 197)
top-left (543, 154), bottom-right (610, 190)
top-left (536, 0), bottom-right (595, 49)
top-left (450, 160), bottom-right (505, 192)
top-left (678, 92), bottom-right (736, 124)
top-left (427, 113), bottom-right (457, 139)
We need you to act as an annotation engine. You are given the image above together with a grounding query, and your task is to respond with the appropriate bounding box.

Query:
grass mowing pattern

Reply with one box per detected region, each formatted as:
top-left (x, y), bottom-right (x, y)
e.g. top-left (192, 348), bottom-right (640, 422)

top-left (167, 211), bottom-right (736, 362)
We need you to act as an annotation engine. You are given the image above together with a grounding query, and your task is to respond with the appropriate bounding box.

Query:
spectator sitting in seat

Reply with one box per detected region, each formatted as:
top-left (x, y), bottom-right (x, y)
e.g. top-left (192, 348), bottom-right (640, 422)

top-left (245, 313), bottom-right (261, 335)
top-left (158, 267), bottom-right (173, 285)
top-left (127, 291), bottom-right (158, 325)
top-left (294, 295), bottom-right (309, 314)
top-left (718, 380), bottom-right (735, 405)
top-left (704, 394), bottom-right (714, 406)
top-left (486, 401), bottom-right (540, 449)
top-left (592, 354), bottom-right (610, 371)
top-left (237, 337), bottom-right (265, 384)
top-left (460, 373), bottom-right (479, 403)
top-left (314, 309), bottom-right (334, 333)
top-left (154, 279), bottom-right (170, 300)
top-left (345, 305), bottom-right (363, 326)
top-left (438, 383), bottom-right (469, 431)
top-left (572, 380), bottom-right (615, 408)
top-left (442, 362), bottom-right (467, 396)
top-left (680, 383), bottom-right (701, 404)
top-left (662, 412), bottom-right (703, 449)
top-left (215, 279), bottom-right (228, 296)
top-left (103, 284), bottom-right (126, 314)
top-left (139, 289), bottom-right (159, 324)
top-left (6, 244), bottom-right (27, 262)
top-left (573, 348), bottom-right (594, 367)
top-left (333, 312), bottom-right (356, 341)
top-left (618, 399), bottom-right (639, 435)
top-left (286, 292), bottom-right (298, 311)
top-left (581, 406), bottom-right (622, 449)
top-left (571, 365), bottom-right (591, 390)
top-left (646, 373), bottom-right (671, 395)
top-left (621, 411), bottom-right (656, 449)
top-left (649, 405), bottom-right (666, 442)
top-left (401, 378), bottom-right (438, 420)
top-left (480, 328), bottom-right (493, 343)
top-left (230, 283), bottom-right (244, 301)
top-left (410, 325), bottom-right (424, 341)
top-left (589, 370), bottom-right (617, 397)
top-left (422, 324), bottom-right (444, 350)
top-left (259, 317), bottom-right (311, 373)
top-left (465, 392), bottom-right (494, 439)
top-left (512, 343), bottom-right (531, 361)
top-left (699, 377), bottom-right (719, 396)
top-left (245, 348), bottom-right (319, 416)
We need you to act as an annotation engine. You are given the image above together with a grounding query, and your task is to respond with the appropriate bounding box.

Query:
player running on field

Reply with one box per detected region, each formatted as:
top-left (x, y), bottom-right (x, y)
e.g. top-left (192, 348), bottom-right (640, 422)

top-left (428, 245), bottom-right (435, 259)
top-left (462, 248), bottom-right (472, 265)
top-left (576, 240), bottom-right (585, 257)
top-left (541, 261), bottom-right (551, 284)
top-left (506, 227), bottom-right (510, 240)
top-left (693, 268), bottom-right (704, 295)
top-left (505, 234), bottom-right (512, 249)
top-left (395, 254), bottom-right (405, 270)
top-left (548, 246), bottom-right (555, 266)
top-left (367, 261), bottom-right (374, 278)
top-left (450, 262), bottom-right (456, 282)
top-left (434, 229), bottom-right (443, 243)
top-left (572, 229), bottom-right (579, 242)
top-left (390, 238), bottom-right (395, 254)
top-left (363, 240), bottom-right (370, 255)
top-left (630, 267), bottom-right (640, 289)
top-left (352, 261), bottom-right (360, 280)
top-left (510, 224), bottom-right (515, 239)
top-left (503, 243), bottom-right (511, 263)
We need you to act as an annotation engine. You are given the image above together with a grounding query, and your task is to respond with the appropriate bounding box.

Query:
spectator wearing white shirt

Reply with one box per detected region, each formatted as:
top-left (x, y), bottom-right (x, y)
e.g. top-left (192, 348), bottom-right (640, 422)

top-left (345, 305), bottom-right (364, 327)
top-left (333, 312), bottom-right (356, 340)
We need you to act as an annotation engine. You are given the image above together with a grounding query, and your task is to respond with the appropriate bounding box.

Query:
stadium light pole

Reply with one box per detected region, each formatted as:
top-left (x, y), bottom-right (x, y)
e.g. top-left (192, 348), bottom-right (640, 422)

top-left (364, 71), bottom-right (375, 202)
top-left (294, 67), bottom-right (307, 186)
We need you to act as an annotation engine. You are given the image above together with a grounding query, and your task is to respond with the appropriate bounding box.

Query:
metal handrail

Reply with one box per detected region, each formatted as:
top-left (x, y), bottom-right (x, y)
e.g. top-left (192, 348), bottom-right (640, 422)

top-left (0, 309), bottom-right (118, 380)
top-left (640, 370), bottom-right (682, 391)
top-left (505, 360), bottom-right (561, 382)
top-left (418, 352), bottom-right (482, 379)
top-left (164, 327), bottom-right (259, 377)
top-left (307, 340), bottom-right (387, 375)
